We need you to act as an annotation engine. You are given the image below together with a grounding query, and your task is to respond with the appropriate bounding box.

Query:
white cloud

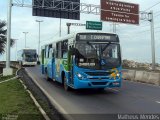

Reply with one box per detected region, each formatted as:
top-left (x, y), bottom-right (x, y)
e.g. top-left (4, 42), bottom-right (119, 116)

top-left (0, 0), bottom-right (160, 63)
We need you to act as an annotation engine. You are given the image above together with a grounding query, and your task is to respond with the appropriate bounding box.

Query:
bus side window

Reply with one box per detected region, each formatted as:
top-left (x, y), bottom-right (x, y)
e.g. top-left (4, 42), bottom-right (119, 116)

top-left (48, 44), bottom-right (52, 59)
top-left (45, 46), bottom-right (48, 58)
top-left (56, 42), bottom-right (61, 58)
top-left (62, 40), bottom-right (68, 59)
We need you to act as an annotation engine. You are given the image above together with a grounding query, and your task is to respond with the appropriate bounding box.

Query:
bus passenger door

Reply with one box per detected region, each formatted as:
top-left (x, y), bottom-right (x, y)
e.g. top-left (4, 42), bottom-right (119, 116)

top-left (41, 49), bottom-right (45, 74)
top-left (47, 48), bottom-right (55, 80)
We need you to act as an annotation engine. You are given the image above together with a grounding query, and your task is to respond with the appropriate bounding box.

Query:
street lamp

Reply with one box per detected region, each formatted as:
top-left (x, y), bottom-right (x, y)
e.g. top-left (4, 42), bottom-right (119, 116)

top-left (23, 32), bottom-right (28, 48)
top-left (36, 20), bottom-right (43, 64)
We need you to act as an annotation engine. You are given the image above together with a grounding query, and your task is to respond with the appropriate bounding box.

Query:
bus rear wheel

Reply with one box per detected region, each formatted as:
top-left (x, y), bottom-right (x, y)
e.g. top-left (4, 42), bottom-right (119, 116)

top-left (46, 75), bottom-right (50, 81)
top-left (45, 68), bottom-right (50, 81)
top-left (63, 76), bottom-right (69, 91)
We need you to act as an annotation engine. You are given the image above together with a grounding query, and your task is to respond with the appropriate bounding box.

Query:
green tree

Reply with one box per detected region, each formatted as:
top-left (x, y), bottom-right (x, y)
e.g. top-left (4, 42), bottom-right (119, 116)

top-left (0, 20), bottom-right (14, 54)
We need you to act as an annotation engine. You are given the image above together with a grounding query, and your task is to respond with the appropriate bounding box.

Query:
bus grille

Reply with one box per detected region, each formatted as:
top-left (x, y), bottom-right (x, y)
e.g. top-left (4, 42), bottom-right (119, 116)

top-left (85, 72), bottom-right (111, 76)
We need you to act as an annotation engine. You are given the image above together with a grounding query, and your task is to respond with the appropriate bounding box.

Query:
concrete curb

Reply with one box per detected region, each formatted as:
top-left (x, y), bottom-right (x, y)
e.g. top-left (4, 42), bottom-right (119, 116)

top-left (0, 76), bottom-right (18, 84)
top-left (0, 68), bottom-right (21, 84)
top-left (19, 79), bottom-right (51, 120)
top-left (123, 69), bottom-right (160, 86)
top-left (1, 68), bottom-right (51, 120)
top-left (25, 68), bottom-right (74, 120)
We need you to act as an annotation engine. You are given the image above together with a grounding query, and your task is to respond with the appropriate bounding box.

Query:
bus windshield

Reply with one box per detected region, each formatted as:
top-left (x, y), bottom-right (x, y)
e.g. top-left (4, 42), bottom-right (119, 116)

top-left (24, 50), bottom-right (37, 62)
top-left (75, 42), bottom-right (121, 69)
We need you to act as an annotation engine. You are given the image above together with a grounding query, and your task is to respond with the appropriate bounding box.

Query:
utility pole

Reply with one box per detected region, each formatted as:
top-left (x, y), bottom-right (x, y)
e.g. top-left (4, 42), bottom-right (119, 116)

top-left (36, 20), bottom-right (43, 64)
top-left (3, 0), bottom-right (13, 76)
top-left (149, 11), bottom-right (155, 70)
top-left (59, 18), bottom-right (62, 37)
top-left (23, 32), bottom-right (28, 48)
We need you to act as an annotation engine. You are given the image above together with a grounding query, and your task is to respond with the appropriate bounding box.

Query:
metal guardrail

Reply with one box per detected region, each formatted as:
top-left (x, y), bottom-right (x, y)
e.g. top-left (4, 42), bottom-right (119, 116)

top-left (0, 61), bottom-right (19, 69)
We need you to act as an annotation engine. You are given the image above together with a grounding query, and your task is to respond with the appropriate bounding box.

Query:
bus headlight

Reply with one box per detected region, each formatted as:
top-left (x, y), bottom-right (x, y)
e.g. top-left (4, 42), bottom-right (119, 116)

top-left (116, 73), bottom-right (120, 77)
top-left (76, 73), bottom-right (85, 80)
top-left (110, 73), bottom-right (120, 79)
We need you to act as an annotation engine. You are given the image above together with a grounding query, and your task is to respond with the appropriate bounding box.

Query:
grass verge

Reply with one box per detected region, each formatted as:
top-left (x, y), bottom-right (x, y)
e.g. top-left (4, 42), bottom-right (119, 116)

top-left (0, 79), bottom-right (45, 120)
top-left (0, 68), bottom-right (17, 82)
top-left (0, 75), bottom-right (15, 82)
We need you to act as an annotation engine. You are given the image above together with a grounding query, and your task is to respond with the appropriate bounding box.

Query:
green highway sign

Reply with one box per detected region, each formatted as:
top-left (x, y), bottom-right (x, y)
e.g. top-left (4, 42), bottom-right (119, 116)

top-left (86, 21), bottom-right (102, 30)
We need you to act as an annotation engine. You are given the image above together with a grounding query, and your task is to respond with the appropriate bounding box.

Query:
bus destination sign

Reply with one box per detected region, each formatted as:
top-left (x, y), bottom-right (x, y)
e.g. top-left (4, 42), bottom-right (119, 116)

top-left (76, 33), bottom-right (119, 42)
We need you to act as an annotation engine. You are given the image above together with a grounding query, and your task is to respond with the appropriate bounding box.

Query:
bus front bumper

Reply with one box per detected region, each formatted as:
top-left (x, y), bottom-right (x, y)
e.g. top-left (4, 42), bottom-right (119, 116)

top-left (23, 62), bottom-right (37, 66)
top-left (73, 78), bottom-right (122, 89)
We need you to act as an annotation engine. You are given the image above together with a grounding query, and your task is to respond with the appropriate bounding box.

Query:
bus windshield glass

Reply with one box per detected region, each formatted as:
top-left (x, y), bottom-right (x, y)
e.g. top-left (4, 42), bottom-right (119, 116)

top-left (24, 50), bottom-right (37, 62)
top-left (75, 42), bottom-right (121, 69)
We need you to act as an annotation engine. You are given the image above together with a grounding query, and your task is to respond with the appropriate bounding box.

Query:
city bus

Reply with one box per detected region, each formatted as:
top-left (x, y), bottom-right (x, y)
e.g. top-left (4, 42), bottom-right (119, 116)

top-left (17, 48), bottom-right (37, 66)
top-left (41, 32), bottom-right (122, 90)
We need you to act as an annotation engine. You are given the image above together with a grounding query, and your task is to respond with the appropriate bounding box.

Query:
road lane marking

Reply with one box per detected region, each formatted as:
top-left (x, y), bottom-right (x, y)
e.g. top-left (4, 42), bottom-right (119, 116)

top-left (156, 101), bottom-right (160, 104)
top-left (108, 88), bottom-right (120, 92)
top-left (25, 68), bottom-right (74, 120)
top-left (124, 80), bottom-right (160, 88)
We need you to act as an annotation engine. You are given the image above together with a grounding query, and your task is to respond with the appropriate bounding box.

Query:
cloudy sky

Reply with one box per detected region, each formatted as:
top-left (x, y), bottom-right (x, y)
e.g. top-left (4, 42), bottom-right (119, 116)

top-left (0, 0), bottom-right (160, 63)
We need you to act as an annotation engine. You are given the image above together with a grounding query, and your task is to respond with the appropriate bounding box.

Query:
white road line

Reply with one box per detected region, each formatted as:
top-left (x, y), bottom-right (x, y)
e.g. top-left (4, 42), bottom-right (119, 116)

top-left (108, 88), bottom-right (120, 92)
top-left (156, 101), bottom-right (160, 104)
top-left (25, 68), bottom-right (74, 120)
top-left (123, 80), bottom-right (160, 88)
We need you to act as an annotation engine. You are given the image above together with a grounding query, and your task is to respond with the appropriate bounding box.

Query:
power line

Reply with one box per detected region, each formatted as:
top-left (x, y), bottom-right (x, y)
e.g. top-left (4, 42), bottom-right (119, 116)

top-left (154, 11), bottom-right (160, 15)
top-left (41, 31), bottom-right (60, 43)
top-left (143, 1), bottom-right (160, 11)
top-left (154, 13), bottom-right (160, 18)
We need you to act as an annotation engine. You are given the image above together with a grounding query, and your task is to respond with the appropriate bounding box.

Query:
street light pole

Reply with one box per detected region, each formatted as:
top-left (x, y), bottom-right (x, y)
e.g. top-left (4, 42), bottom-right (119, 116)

top-left (3, 0), bottom-right (13, 76)
top-left (23, 32), bottom-right (28, 48)
top-left (36, 20), bottom-right (43, 64)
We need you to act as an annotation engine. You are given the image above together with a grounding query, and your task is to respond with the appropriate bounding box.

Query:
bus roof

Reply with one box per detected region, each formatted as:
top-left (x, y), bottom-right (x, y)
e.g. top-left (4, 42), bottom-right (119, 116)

top-left (18, 48), bottom-right (36, 51)
top-left (41, 32), bottom-right (118, 47)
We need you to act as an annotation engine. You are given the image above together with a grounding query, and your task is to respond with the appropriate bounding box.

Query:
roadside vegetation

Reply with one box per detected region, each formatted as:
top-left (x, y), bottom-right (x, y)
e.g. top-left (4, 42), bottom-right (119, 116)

top-left (0, 68), bottom-right (17, 82)
top-left (0, 76), bottom-right (45, 120)
top-left (0, 75), bottom-right (15, 82)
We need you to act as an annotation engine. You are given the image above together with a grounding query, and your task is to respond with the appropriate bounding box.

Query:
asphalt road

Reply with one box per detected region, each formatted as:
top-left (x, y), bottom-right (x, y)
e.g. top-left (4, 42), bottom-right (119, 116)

top-left (25, 66), bottom-right (160, 120)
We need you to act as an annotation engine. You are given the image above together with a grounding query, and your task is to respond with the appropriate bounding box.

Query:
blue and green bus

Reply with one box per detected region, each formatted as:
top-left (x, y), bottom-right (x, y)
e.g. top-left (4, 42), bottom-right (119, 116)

top-left (41, 32), bottom-right (122, 90)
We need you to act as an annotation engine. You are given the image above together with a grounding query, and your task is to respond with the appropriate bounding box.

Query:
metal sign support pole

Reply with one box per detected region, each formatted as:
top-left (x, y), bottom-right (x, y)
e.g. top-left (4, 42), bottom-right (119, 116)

top-left (149, 11), bottom-right (156, 70)
top-left (3, 0), bottom-right (13, 76)
top-left (59, 18), bottom-right (62, 37)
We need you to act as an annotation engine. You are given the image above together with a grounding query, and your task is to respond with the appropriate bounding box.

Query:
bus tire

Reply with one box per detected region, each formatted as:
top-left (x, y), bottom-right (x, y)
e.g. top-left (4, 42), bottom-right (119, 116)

top-left (46, 74), bottom-right (50, 81)
top-left (45, 68), bottom-right (50, 81)
top-left (63, 75), bottom-right (69, 91)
